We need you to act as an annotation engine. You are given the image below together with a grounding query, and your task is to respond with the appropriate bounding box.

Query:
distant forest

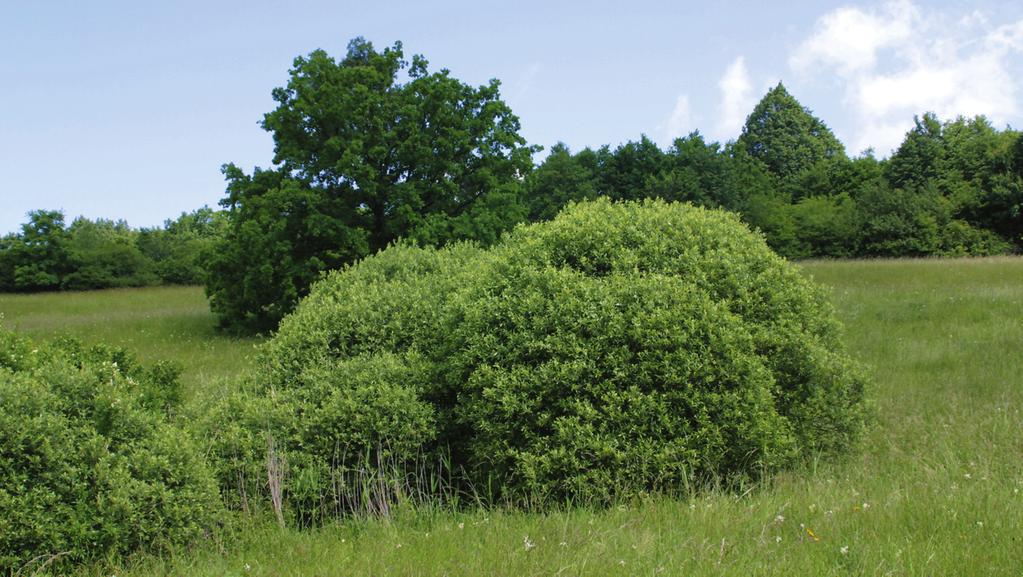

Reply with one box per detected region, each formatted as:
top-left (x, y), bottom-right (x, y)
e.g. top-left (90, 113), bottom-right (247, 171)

top-left (2, 41), bottom-right (1021, 313)
top-left (0, 208), bottom-right (224, 292)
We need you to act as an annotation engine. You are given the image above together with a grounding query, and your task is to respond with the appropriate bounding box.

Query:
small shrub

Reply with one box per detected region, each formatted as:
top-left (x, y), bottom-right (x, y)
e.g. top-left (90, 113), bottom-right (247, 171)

top-left (0, 330), bottom-right (221, 573)
top-left (248, 198), bottom-right (867, 515)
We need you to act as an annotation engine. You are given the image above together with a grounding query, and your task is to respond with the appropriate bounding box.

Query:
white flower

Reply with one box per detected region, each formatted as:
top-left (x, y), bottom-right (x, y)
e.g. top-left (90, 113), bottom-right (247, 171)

top-left (964, 473), bottom-right (972, 479)
top-left (775, 536), bottom-right (782, 543)
top-left (458, 522), bottom-right (464, 529)
top-left (244, 564), bottom-right (251, 571)
top-left (862, 502), bottom-right (870, 510)
top-left (840, 545), bottom-right (849, 555)
top-left (775, 514), bottom-right (785, 523)
top-left (524, 536), bottom-right (535, 551)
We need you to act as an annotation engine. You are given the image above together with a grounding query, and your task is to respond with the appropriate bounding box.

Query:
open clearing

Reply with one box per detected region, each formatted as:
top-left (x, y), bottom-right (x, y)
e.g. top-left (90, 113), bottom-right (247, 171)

top-left (1, 257), bottom-right (1020, 576)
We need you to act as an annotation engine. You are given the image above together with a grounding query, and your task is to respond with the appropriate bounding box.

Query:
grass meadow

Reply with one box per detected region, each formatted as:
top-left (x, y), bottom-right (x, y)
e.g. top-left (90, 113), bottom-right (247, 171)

top-left (1, 257), bottom-right (1020, 576)
top-left (0, 285), bottom-right (260, 400)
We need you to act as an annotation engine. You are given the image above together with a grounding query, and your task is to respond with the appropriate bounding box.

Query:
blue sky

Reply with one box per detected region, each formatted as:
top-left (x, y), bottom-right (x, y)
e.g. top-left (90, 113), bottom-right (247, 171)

top-left (2, 0), bottom-right (1022, 233)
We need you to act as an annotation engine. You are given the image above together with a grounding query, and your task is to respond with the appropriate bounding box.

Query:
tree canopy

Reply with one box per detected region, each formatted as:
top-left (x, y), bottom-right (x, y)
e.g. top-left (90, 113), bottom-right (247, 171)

top-left (0, 208), bottom-right (223, 292)
top-left (737, 83), bottom-right (846, 179)
top-left (205, 38), bottom-right (536, 331)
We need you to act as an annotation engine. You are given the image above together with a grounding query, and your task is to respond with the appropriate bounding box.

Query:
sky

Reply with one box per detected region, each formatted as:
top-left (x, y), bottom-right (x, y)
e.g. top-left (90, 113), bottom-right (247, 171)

top-left (2, 0), bottom-right (1022, 234)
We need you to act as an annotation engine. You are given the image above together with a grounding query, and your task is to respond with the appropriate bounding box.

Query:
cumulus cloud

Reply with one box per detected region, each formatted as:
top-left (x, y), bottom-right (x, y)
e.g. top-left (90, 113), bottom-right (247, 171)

top-left (790, 0), bottom-right (918, 77)
top-left (715, 56), bottom-right (754, 141)
top-left (658, 93), bottom-right (693, 146)
top-left (792, 0), bottom-right (1023, 155)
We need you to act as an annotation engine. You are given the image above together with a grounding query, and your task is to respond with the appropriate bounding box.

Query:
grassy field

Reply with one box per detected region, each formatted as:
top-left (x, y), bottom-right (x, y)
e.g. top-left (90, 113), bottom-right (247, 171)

top-left (0, 285), bottom-right (260, 399)
top-left (2, 258), bottom-right (1021, 576)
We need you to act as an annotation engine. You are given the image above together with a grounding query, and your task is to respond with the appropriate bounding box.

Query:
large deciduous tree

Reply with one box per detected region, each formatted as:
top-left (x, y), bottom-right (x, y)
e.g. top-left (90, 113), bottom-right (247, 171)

top-left (205, 38), bottom-right (537, 332)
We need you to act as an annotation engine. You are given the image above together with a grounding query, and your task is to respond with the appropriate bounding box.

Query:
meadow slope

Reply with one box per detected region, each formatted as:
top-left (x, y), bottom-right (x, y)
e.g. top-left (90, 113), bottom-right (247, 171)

top-left (1, 258), bottom-right (1020, 576)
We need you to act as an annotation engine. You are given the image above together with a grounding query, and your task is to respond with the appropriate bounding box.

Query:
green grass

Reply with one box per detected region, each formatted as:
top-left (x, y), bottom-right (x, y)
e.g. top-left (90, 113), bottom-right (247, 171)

top-left (5, 258), bottom-right (1022, 576)
top-left (0, 285), bottom-right (260, 399)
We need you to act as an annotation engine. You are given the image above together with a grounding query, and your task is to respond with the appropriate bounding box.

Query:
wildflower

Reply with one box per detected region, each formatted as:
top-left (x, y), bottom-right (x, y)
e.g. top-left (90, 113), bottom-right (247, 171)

top-left (396, 543), bottom-right (402, 548)
top-left (806, 527), bottom-right (820, 542)
top-left (458, 522), bottom-right (464, 529)
top-left (775, 514), bottom-right (785, 523)
top-left (976, 521), bottom-right (984, 528)
top-left (524, 536), bottom-right (536, 551)
top-left (244, 564), bottom-right (251, 571)
top-left (619, 560), bottom-right (626, 566)
top-left (775, 536), bottom-right (782, 543)
top-left (964, 473), bottom-right (972, 480)
top-left (840, 545), bottom-right (849, 555)
top-left (559, 541), bottom-right (568, 547)
top-left (862, 502), bottom-right (870, 510)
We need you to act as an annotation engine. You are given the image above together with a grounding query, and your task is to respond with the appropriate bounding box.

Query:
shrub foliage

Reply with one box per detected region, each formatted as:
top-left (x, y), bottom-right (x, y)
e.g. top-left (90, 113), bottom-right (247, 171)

top-left (233, 199), bottom-right (867, 516)
top-left (0, 331), bottom-right (222, 573)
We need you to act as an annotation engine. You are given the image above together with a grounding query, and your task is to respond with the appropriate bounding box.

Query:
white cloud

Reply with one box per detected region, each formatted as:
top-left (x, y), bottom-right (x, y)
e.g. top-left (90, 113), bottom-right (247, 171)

top-left (791, 0), bottom-right (918, 77)
top-left (792, 1), bottom-right (1023, 155)
top-left (659, 93), bottom-right (693, 146)
top-left (715, 56), bottom-right (754, 141)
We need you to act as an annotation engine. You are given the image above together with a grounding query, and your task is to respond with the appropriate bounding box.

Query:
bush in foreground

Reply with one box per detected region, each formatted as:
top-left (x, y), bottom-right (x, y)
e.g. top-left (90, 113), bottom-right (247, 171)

top-left (0, 330), bottom-right (222, 573)
top-left (236, 198), bottom-right (867, 516)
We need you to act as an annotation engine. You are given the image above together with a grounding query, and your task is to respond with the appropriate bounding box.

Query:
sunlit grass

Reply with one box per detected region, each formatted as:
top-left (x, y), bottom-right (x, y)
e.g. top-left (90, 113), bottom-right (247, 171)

top-left (0, 285), bottom-right (260, 399)
top-left (5, 257), bottom-right (1021, 576)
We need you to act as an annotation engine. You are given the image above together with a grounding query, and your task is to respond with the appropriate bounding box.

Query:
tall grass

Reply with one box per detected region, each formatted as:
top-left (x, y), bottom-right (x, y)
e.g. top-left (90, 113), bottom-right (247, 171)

top-left (5, 258), bottom-right (1021, 576)
top-left (0, 285), bottom-right (259, 399)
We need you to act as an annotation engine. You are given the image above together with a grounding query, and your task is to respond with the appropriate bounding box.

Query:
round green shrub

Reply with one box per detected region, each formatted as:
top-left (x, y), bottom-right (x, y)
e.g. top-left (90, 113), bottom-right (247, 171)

top-left (252, 198), bottom-right (867, 511)
top-left (0, 331), bottom-right (222, 573)
top-left (204, 243), bottom-right (479, 522)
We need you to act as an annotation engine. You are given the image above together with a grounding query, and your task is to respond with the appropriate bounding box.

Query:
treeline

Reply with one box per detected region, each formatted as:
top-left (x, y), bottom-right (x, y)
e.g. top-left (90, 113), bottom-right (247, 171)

top-left (204, 40), bottom-right (1022, 332)
top-left (526, 87), bottom-right (1022, 260)
top-left (0, 207), bottom-right (225, 291)
top-left (4, 38), bottom-right (1021, 330)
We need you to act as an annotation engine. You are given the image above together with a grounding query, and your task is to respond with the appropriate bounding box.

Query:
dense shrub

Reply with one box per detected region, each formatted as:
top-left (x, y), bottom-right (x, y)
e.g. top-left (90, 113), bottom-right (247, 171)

top-left (238, 199), bottom-right (867, 515)
top-left (204, 243), bottom-right (480, 521)
top-left (0, 330), bottom-right (222, 573)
